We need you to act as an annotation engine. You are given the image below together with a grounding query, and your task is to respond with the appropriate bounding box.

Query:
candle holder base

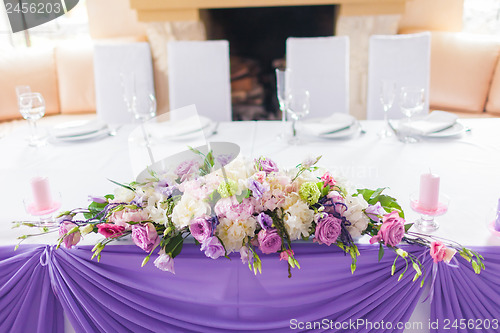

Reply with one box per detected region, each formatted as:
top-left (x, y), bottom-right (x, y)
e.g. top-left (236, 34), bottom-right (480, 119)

top-left (24, 194), bottom-right (62, 226)
top-left (410, 193), bottom-right (449, 233)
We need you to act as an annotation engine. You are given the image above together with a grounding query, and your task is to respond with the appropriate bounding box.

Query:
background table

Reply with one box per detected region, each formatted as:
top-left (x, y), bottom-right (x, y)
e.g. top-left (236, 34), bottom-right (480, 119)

top-left (1, 116), bottom-right (500, 332)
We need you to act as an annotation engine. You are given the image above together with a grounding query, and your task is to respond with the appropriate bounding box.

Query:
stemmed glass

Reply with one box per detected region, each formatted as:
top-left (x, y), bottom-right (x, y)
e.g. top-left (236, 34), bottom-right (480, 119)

top-left (286, 90), bottom-right (310, 145)
top-left (379, 80), bottom-right (396, 138)
top-left (399, 86), bottom-right (425, 143)
top-left (18, 92), bottom-right (46, 147)
top-left (275, 68), bottom-right (290, 139)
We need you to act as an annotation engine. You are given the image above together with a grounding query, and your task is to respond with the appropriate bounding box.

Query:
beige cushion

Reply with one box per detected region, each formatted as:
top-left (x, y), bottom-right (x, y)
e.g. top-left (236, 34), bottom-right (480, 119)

top-left (429, 32), bottom-right (500, 113)
top-left (486, 57), bottom-right (500, 115)
top-left (0, 47), bottom-right (59, 121)
top-left (55, 41), bottom-right (96, 114)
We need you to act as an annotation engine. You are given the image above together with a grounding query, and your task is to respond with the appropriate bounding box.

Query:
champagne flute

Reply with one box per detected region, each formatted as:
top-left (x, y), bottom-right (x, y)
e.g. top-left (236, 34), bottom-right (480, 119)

top-left (287, 89), bottom-right (310, 145)
top-left (399, 86), bottom-right (425, 143)
top-left (275, 68), bottom-right (290, 139)
top-left (18, 92), bottom-right (46, 147)
top-left (379, 79), bottom-right (396, 138)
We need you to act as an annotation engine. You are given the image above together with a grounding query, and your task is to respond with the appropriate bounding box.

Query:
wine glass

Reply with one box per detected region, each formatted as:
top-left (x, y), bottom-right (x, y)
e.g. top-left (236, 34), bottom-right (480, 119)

top-left (18, 92), bottom-right (46, 147)
top-left (399, 86), bottom-right (425, 143)
top-left (16, 85), bottom-right (31, 100)
top-left (120, 72), bottom-right (137, 115)
top-left (286, 90), bottom-right (310, 145)
top-left (378, 80), bottom-right (396, 138)
top-left (275, 68), bottom-right (290, 139)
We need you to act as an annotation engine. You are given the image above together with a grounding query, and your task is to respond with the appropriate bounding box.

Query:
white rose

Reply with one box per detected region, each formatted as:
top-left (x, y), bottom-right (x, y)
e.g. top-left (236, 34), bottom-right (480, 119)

top-left (344, 194), bottom-right (370, 237)
top-left (113, 187), bottom-right (135, 203)
top-left (284, 199), bottom-right (314, 240)
top-left (171, 194), bottom-right (210, 229)
top-left (216, 216), bottom-right (256, 253)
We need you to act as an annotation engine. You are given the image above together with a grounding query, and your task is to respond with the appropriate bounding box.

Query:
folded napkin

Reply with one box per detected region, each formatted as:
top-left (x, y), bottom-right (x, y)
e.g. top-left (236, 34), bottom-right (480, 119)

top-left (404, 111), bottom-right (458, 135)
top-left (303, 113), bottom-right (355, 136)
top-left (52, 120), bottom-right (107, 138)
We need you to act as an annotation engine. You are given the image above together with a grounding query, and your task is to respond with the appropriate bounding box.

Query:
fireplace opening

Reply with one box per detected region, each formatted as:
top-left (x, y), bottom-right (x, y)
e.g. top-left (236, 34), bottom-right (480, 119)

top-left (201, 6), bottom-right (338, 120)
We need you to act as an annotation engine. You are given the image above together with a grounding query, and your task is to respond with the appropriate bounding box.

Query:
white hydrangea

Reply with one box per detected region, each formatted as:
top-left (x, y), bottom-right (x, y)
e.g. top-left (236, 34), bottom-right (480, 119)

top-left (171, 194), bottom-right (210, 229)
top-left (283, 194), bottom-right (314, 240)
top-left (343, 194), bottom-right (370, 238)
top-left (216, 216), bottom-right (257, 253)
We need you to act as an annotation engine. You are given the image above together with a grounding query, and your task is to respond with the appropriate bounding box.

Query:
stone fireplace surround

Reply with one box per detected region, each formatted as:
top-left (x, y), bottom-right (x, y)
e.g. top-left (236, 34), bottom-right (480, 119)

top-left (130, 0), bottom-right (406, 119)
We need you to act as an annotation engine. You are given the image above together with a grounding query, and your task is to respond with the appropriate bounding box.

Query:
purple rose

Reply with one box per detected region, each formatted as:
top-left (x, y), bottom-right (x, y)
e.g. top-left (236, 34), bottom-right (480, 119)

top-left (314, 214), bottom-right (341, 246)
top-left (154, 252), bottom-right (175, 274)
top-left (189, 216), bottom-right (212, 243)
top-left (216, 153), bottom-right (234, 167)
top-left (201, 236), bottom-right (225, 259)
top-left (369, 211), bottom-right (405, 247)
top-left (365, 202), bottom-right (386, 222)
top-left (258, 228), bottom-right (282, 254)
top-left (58, 221), bottom-right (81, 249)
top-left (255, 157), bottom-right (279, 174)
top-left (248, 179), bottom-right (267, 199)
top-left (257, 212), bottom-right (273, 230)
top-left (132, 222), bottom-right (160, 252)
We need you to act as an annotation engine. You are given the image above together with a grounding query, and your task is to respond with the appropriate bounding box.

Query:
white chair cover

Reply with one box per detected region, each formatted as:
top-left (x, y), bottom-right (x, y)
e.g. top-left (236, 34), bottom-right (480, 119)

top-left (167, 40), bottom-right (232, 122)
top-left (93, 42), bottom-right (155, 125)
top-left (367, 32), bottom-right (431, 120)
top-left (286, 36), bottom-right (349, 118)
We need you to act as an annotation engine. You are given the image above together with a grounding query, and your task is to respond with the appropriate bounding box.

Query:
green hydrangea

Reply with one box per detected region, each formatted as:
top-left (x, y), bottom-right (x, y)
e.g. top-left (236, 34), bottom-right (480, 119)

top-left (299, 182), bottom-right (321, 205)
top-left (217, 179), bottom-right (238, 198)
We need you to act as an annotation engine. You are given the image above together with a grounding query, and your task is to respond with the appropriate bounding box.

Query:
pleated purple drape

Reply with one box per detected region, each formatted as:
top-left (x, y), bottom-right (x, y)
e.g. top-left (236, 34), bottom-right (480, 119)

top-left (1, 244), bottom-right (498, 333)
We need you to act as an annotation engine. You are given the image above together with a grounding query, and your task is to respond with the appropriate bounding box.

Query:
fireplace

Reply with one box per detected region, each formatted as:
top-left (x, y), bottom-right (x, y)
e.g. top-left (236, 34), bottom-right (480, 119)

top-left (202, 6), bottom-right (338, 120)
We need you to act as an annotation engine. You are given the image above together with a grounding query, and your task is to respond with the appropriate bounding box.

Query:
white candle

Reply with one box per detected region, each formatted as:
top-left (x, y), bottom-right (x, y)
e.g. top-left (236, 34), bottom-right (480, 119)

top-left (31, 177), bottom-right (52, 210)
top-left (418, 173), bottom-right (440, 211)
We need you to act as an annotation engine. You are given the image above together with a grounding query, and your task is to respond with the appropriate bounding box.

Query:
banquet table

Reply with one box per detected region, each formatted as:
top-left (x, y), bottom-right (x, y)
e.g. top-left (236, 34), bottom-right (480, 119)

top-left (1, 115), bottom-right (500, 333)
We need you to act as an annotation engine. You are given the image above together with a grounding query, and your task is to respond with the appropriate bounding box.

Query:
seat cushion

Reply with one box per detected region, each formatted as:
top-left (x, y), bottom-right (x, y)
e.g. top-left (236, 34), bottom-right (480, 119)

top-left (0, 47), bottom-right (59, 121)
top-left (55, 41), bottom-right (96, 114)
top-left (429, 32), bottom-right (500, 113)
top-left (485, 57), bottom-right (500, 115)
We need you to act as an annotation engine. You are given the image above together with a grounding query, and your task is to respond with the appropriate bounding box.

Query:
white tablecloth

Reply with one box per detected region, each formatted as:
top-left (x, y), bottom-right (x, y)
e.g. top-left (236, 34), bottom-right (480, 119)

top-left (1, 115), bottom-right (500, 247)
top-left (1, 115), bottom-right (500, 333)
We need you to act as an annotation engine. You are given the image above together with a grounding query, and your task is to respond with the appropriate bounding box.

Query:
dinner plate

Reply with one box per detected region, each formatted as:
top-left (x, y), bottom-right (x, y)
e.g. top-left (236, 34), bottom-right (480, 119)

top-left (51, 127), bottom-right (110, 142)
top-left (303, 114), bottom-right (356, 136)
top-left (317, 121), bottom-right (361, 139)
top-left (421, 121), bottom-right (466, 138)
top-left (147, 116), bottom-right (213, 141)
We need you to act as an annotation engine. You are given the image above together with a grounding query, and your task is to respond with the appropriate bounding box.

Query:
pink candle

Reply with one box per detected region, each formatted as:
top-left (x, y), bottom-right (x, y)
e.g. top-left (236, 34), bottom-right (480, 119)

top-left (418, 173), bottom-right (440, 211)
top-left (495, 199), bottom-right (500, 231)
top-left (31, 177), bottom-right (53, 210)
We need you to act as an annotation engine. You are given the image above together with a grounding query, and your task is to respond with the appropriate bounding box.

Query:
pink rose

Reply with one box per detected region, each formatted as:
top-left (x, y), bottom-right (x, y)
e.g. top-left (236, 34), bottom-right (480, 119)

top-left (369, 211), bottom-right (405, 247)
top-left (109, 208), bottom-right (149, 230)
top-left (132, 223), bottom-right (160, 252)
top-left (314, 214), bottom-right (342, 246)
top-left (258, 228), bottom-right (282, 254)
top-left (189, 216), bottom-right (212, 243)
top-left (279, 249), bottom-right (294, 261)
top-left (175, 160), bottom-right (199, 181)
top-left (97, 223), bottom-right (125, 238)
top-left (58, 221), bottom-right (81, 249)
top-left (430, 241), bottom-right (456, 263)
top-left (214, 197), bottom-right (255, 221)
top-left (321, 172), bottom-right (336, 187)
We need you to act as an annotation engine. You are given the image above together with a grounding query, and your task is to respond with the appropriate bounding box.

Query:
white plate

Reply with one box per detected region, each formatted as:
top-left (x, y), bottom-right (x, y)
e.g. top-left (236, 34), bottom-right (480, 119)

top-left (147, 116), bottom-right (212, 140)
top-left (422, 122), bottom-right (466, 138)
top-left (51, 120), bottom-right (107, 138)
top-left (303, 113), bottom-right (356, 136)
top-left (318, 121), bottom-right (361, 139)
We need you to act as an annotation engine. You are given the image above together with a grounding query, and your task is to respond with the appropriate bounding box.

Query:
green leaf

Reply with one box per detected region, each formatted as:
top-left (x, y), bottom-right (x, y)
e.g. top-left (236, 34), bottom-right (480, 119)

top-left (165, 234), bottom-right (184, 258)
top-left (378, 243), bottom-right (384, 262)
top-left (370, 187), bottom-right (387, 201)
top-left (377, 194), bottom-right (404, 218)
top-left (357, 189), bottom-right (376, 202)
top-left (404, 223), bottom-right (413, 233)
top-left (107, 179), bottom-right (135, 192)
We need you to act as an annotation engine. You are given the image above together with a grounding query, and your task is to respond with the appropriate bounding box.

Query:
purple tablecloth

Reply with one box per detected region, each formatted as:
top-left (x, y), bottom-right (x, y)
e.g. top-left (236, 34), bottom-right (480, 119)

top-left (1, 244), bottom-right (499, 332)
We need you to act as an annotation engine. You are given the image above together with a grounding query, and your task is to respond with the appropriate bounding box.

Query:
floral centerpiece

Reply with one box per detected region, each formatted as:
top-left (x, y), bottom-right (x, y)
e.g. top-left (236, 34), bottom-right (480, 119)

top-left (15, 149), bottom-right (485, 282)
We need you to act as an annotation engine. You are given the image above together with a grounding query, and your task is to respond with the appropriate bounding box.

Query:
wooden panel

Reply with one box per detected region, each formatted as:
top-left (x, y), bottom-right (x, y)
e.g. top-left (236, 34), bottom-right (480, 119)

top-left (130, 0), bottom-right (405, 10)
top-left (340, 2), bottom-right (406, 16)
